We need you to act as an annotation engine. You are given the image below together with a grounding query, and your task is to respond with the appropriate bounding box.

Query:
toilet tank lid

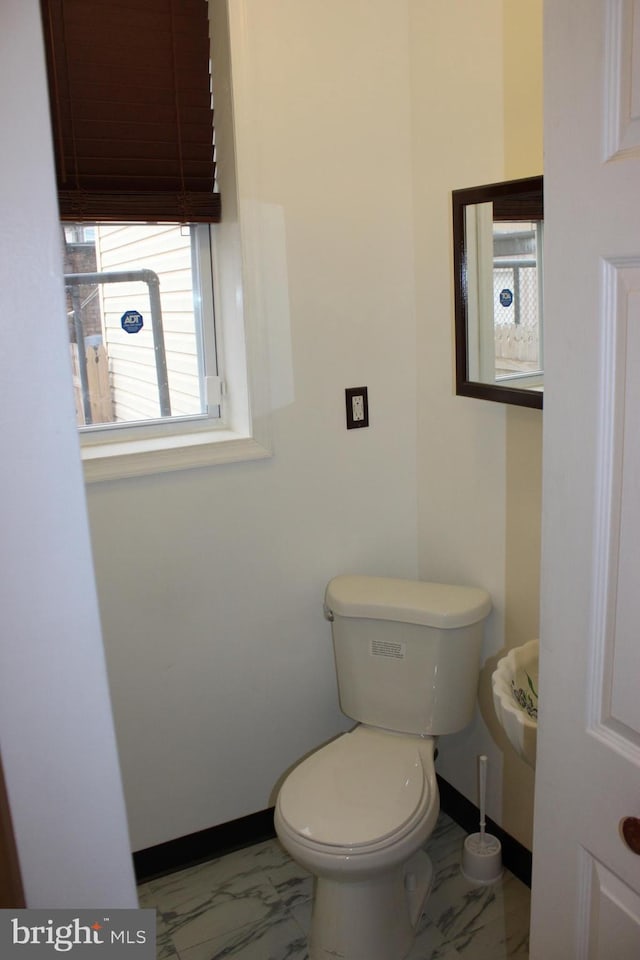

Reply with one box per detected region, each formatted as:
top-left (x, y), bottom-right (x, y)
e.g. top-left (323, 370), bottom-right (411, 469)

top-left (325, 575), bottom-right (491, 628)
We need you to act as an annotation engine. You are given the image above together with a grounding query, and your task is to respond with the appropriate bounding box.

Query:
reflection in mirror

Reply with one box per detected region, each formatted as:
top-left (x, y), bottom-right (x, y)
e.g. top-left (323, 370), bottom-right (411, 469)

top-left (453, 177), bottom-right (543, 409)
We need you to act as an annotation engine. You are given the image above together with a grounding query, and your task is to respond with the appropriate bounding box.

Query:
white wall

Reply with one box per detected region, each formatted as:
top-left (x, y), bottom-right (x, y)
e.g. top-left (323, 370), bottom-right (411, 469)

top-left (410, 0), bottom-right (508, 831)
top-left (500, 1), bottom-right (543, 850)
top-left (0, 0), bottom-right (136, 907)
top-left (87, 0), bottom-right (419, 851)
top-left (411, 0), bottom-right (543, 848)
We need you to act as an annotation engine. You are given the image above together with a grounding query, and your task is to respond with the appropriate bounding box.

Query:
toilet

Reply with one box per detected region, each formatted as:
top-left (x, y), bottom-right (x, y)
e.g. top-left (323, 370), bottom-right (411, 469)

top-left (274, 574), bottom-right (491, 960)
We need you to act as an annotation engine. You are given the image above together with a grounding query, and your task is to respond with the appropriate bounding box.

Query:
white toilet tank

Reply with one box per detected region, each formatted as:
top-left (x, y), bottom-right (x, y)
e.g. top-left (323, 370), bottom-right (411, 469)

top-left (325, 575), bottom-right (492, 736)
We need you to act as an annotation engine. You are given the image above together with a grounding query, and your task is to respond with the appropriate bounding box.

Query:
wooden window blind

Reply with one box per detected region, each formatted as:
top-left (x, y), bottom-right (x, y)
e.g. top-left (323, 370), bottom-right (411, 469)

top-left (40, 0), bottom-right (220, 223)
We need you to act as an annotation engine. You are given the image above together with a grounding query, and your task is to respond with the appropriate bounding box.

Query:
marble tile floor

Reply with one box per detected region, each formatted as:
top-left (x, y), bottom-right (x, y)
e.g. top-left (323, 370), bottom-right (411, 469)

top-left (137, 812), bottom-right (530, 960)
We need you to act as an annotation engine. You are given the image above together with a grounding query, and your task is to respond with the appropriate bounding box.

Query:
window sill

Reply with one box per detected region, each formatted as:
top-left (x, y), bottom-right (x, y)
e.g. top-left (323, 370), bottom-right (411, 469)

top-left (81, 428), bottom-right (271, 483)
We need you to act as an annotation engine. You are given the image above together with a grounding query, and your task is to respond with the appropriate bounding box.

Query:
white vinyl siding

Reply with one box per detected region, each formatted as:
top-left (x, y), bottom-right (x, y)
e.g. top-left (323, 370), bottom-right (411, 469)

top-left (95, 224), bottom-right (204, 423)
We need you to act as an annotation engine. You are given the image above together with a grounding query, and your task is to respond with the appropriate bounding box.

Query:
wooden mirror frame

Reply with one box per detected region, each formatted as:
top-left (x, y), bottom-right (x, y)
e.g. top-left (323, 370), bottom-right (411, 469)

top-left (452, 176), bottom-right (544, 409)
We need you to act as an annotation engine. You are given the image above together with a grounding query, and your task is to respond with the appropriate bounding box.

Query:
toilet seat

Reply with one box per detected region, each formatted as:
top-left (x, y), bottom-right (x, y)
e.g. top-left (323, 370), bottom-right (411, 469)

top-left (277, 726), bottom-right (433, 851)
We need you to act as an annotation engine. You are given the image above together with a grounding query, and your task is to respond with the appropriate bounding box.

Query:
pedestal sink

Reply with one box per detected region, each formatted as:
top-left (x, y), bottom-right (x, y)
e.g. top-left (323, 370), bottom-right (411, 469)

top-left (491, 639), bottom-right (539, 769)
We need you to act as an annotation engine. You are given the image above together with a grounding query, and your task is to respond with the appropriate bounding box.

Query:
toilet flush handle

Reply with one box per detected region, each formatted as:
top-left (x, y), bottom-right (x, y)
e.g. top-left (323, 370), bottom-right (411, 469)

top-left (323, 603), bottom-right (334, 621)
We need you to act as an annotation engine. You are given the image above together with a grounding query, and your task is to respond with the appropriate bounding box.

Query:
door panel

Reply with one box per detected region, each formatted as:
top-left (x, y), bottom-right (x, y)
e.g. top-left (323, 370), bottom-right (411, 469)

top-left (605, 0), bottom-right (640, 159)
top-left (584, 852), bottom-right (640, 959)
top-left (595, 261), bottom-right (640, 744)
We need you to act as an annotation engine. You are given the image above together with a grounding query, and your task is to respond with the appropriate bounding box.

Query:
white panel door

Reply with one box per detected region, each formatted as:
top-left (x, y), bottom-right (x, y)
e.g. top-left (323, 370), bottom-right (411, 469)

top-left (531, 1), bottom-right (640, 956)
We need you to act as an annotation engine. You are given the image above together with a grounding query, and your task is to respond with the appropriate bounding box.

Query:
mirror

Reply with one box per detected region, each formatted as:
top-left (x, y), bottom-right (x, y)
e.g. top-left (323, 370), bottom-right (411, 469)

top-left (453, 176), bottom-right (543, 409)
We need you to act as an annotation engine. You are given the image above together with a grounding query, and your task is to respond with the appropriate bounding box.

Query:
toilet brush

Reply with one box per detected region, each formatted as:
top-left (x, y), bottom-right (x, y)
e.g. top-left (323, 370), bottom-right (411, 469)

top-left (460, 755), bottom-right (503, 884)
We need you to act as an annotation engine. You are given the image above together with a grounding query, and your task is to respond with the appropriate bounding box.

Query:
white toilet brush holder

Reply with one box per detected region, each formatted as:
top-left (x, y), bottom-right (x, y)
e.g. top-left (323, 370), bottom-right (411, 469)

top-left (461, 755), bottom-right (503, 885)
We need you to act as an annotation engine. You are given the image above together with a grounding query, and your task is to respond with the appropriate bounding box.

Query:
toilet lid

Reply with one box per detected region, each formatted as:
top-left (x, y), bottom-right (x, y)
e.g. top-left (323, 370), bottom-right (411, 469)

top-left (278, 728), bottom-right (427, 848)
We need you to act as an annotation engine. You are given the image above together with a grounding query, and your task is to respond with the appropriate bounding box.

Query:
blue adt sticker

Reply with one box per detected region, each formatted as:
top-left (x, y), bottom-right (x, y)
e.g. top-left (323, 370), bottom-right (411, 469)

top-left (499, 289), bottom-right (513, 308)
top-left (121, 309), bottom-right (144, 334)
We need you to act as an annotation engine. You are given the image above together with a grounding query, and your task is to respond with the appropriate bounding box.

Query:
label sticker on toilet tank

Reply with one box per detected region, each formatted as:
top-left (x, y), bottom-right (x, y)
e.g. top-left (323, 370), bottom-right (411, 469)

top-left (370, 639), bottom-right (406, 660)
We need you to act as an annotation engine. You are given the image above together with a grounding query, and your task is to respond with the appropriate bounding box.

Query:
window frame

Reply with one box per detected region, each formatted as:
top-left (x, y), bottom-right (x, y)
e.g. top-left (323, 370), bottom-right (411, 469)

top-left (66, 221), bottom-right (217, 433)
top-left (77, 0), bottom-right (272, 482)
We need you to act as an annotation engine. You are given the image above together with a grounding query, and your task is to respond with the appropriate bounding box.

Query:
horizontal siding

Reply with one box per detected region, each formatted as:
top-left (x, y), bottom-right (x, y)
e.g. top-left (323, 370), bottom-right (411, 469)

top-left (95, 224), bottom-right (203, 422)
top-left (108, 342), bottom-right (200, 375)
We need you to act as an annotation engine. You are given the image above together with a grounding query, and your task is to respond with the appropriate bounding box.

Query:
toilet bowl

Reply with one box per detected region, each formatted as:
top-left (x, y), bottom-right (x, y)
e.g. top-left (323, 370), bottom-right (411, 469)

top-left (274, 575), bottom-right (491, 960)
top-left (275, 725), bottom-right (439, 960)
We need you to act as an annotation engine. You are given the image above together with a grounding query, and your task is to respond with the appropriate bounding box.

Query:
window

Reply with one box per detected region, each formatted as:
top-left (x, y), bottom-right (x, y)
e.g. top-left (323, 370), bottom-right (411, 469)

top-left (40, 0), bottom-right (270, 481)
top-left (63, 222), bottom-right (219, 431)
